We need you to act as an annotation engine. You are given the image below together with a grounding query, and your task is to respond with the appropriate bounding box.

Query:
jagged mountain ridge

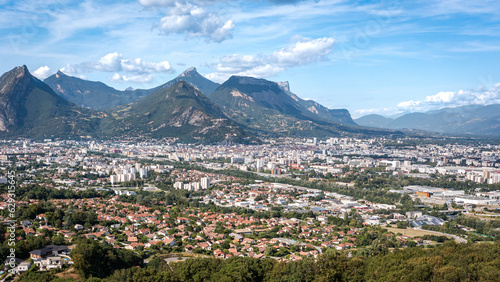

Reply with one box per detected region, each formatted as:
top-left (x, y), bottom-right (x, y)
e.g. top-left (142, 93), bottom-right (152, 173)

top-left (44, 67), bottom-right (220, 110)
top-left (209, 76), bottom-right (398, 137)
top-left (0, 65), bottom-right (400, 141)
top-left (0, 66), bottom-right (248, 142)
top-left (44, 71), bottom-right (154, 110)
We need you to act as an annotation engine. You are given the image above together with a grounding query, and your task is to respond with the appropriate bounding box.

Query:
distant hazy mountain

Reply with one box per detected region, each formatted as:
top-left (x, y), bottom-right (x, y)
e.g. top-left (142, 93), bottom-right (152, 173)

top-left (354, 114), bottom-right (393, 128)
top-left (209, 76), bottom-right (396, 137)
top-left (0, 66), bottom-right (99, 138)
top-left (103, 81), bottom-right (251, 143)
top-left (278, 81), bottom-right (356, 125)
top-left (44, 67), bottom-right (219, 110)
top-left (355, 105), bottom-right (500, 136)
top-left (44, 71), bottom-right (154, 110)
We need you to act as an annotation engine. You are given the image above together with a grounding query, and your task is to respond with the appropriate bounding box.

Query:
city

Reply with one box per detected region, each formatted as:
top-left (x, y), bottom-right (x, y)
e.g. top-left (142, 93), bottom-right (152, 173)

top-left (1, 137), bottom-right (499, 280)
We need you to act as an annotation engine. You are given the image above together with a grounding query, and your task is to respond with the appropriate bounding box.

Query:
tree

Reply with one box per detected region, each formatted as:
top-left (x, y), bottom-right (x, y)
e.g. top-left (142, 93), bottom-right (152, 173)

top-left (70, 239), bottom-right (142, 278)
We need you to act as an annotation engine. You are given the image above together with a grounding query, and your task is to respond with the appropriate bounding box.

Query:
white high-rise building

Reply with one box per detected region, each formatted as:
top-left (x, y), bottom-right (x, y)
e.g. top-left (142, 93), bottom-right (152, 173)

top-left (201, 177), bottom-right (211, 189)
top-left (192, 182), bottom-right (201, 191)
top-left (256, 160), bottom-right (265, 169)
top-left (110, 175), bottom-right (118, 185)
top-left (183, 183), bottom-right (192, 190)
top-left (139, 168), bottom-right (148, 179)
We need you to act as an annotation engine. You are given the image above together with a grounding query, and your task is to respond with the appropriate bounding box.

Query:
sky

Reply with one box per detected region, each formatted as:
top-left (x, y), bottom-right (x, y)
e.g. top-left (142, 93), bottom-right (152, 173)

top-left (1, 0), bottom-right (500, 118)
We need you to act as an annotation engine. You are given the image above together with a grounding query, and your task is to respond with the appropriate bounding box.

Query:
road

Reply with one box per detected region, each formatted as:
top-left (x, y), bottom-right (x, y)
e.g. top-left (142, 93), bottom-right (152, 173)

top-left (422, 230), bottom-right (468, 243)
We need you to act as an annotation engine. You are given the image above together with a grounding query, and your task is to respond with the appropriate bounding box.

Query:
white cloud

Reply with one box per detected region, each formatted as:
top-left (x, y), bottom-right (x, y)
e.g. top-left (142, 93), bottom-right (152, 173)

top-left (111, 73), bottom-right (154, 83)
top-left (60, 52), bottom-right (174, 78)
top-left (121, 58), bottom-right (173, 73)
top-left (397, 100), bottom-right (421, 109)
top-left (396, 84), bottom-right (500, 112)
top-left (93, 52), bottom-right (123, 72)
top-left (138, 0), bottom-right (227, 7)
top-left (155, 2), bottom-right (233, 42)
top-left (205, 72), bottom-right (232, 83)
top-left (207, 36), bottom-right (334, 80)
top-left (42, 1), bottom-right (145, 43)
top-left (424, 91), bottom-right (455, 103)
top-left (87, 52), bottom-right (174, 74)
top-left (138, 0), bottom-right (177, 7)
top-left (32, 66), bottom-right (53, 80)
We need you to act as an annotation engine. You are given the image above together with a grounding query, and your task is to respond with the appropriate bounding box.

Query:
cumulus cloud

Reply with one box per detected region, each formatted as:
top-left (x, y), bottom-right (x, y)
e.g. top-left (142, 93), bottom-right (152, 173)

top-left (61, 52), bottom-right (174, 75)
top-left (206, 36), bottom-right (334, 81)
top-left (111, 73), bottom-right (154, 83)
top-left (397, 84), bottom-right (500, 112)
top-left (138, 0), bottom-right (234, 42)
top-left (155, 2), bottom-right (233, 42)
top-left (59, 53), bottom-right (174, 83)
top-left (32, 66), bottom-right (53, 80)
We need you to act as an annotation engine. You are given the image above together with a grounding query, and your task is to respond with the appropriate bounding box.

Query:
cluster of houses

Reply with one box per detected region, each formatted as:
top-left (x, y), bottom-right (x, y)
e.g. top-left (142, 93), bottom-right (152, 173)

top-left (4, 245), bottom-right (71, 275)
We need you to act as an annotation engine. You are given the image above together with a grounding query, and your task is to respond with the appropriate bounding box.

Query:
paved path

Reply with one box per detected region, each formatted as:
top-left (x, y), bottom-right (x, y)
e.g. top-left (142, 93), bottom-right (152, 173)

top-left (422, 230), bottom-right (468, 243)
top-left (164, 257), bottom-right (189, 263)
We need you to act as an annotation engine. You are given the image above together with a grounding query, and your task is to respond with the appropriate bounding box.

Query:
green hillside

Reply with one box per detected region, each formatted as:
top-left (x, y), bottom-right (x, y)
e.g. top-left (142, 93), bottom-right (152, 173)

top-left (104, 81), bottom-right (252, 143)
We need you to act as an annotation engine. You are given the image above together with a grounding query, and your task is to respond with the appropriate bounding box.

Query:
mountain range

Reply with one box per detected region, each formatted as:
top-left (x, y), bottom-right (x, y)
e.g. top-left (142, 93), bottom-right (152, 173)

top-left (355, 105), bottom-right (500, 136)
top-left (208, 76), bottom-right (382, 137)
top-left (101, 81), bottom-right (250, 143)
top-left (44, 67), bottom-right (219, 110)
top-left (0, 66), bottom-right (100, 139)
top-left (0, 65), bottom-right (403, 142)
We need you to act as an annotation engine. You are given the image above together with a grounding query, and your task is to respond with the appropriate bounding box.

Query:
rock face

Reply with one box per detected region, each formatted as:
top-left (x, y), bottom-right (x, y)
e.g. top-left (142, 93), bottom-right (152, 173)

top-left (0, 65), bottom-right (32, 131)
top-left (208, 76), bottom-right (377, 137)
top-left (0, 66), bottom-right (98, 138)
top-left (105, 81), bottom-right (251, 143)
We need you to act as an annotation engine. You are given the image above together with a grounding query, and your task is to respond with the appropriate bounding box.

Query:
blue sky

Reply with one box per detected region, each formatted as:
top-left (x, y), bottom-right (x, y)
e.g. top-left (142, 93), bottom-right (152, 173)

top-left (1, 0), bottom-right (500, 118)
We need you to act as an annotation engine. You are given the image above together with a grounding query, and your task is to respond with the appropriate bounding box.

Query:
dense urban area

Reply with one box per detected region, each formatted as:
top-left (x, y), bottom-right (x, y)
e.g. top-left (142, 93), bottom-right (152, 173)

top-left (1, 137), bottom-right (500, 281)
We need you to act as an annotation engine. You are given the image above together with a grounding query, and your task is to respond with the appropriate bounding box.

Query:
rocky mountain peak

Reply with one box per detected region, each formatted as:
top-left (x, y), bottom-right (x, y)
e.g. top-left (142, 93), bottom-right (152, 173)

top-left (179, 67), bottom-right (198, 77)
top-left (0, 65), bottom-right (32, 95)
top-left (277, 81), bottom-right (290, 92)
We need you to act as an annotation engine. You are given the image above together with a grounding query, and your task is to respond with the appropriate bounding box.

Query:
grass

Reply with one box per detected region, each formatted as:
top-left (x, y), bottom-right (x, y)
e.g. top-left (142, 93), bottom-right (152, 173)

top-left (55, 267), bottom-right (82, 281)
top-left (384, 227), bottom-right (453, 239)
